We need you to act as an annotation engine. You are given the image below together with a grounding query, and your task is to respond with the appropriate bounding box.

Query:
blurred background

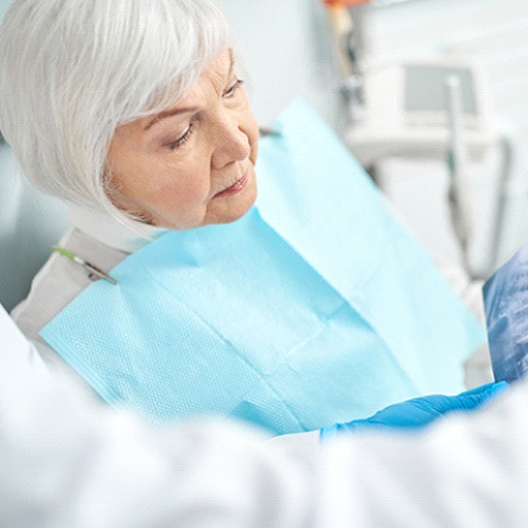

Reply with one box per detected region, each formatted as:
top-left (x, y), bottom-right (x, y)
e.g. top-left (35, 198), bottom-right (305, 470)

top-left (1, 0), bottom-right (528, 310)
top-left (219, 0), bottom-right (528, 281)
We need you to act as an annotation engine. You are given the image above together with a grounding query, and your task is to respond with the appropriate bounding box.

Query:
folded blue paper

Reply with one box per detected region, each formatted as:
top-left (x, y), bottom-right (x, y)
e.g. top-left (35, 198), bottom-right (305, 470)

top-left (41, 99), bottom-right (485, 434)
top-left (484, 243), bottom-right (528, 383)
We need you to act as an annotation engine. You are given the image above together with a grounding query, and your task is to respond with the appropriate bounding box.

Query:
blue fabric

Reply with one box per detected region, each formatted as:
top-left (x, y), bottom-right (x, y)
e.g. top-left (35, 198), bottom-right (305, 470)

top-left (40, 100), bottom-right (485, 434)
top-left (484, 243), bottom-right (528, 383)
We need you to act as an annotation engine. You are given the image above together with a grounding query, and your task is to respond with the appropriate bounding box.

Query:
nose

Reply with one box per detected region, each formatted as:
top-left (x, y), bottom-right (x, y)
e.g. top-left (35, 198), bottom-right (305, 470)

top-left (211, 107), bottom-right (256, 169)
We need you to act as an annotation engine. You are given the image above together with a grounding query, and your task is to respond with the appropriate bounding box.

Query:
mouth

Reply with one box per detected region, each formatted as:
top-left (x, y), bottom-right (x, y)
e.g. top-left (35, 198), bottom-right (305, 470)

top-left (214, 170), bottom-right (249, 198)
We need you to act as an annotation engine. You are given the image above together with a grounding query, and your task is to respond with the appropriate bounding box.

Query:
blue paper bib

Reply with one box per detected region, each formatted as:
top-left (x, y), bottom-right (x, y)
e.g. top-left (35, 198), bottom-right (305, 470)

top-left (41, 100), bottom-right (484, 434)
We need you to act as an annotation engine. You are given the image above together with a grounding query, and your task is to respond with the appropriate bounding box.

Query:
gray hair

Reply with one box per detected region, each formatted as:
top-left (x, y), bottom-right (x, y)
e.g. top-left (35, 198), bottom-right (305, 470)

top-left (0, 0), bottom-right (233, 222)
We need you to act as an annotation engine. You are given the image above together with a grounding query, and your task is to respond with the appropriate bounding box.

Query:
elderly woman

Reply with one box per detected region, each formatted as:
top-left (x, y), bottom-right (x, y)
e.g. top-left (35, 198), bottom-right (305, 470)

top-left (0, 0), bottom-right (490, 434)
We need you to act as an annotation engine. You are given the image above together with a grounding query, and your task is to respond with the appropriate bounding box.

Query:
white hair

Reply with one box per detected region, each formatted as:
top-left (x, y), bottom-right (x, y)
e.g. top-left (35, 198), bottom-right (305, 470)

top-left (0, 0), bottom-right (233, 223)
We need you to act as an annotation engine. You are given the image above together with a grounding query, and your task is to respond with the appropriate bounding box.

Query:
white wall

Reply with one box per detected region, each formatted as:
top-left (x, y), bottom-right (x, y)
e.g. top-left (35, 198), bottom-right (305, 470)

top-left (217, 0), bottom-right (339, 127)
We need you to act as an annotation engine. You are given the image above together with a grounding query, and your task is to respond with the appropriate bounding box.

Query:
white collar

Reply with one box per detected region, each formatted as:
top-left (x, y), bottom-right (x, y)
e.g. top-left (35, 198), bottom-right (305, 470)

top-left (68, 205), bottom-right (169, 253)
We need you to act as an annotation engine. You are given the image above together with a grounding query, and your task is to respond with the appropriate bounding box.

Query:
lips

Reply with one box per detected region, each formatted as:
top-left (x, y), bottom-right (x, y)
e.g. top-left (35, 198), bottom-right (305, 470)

top-left (214, 170), bottom-right (249, 198)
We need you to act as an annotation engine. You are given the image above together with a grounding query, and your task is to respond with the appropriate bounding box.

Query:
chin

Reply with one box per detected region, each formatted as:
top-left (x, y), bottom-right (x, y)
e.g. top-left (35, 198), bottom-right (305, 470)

top-left (206, 199), bottom-right (256, 227)
top-left (216, 185), bottom-right (257, 225)
top-left (209, 208), bottom-right (252, 227)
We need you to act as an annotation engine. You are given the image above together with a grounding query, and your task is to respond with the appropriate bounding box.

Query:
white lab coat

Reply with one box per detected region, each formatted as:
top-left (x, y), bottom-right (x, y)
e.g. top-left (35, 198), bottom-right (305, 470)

top-left (1, 303), bottom-right (315, 527)
top-left (2, 296), bottom-right (528, 527)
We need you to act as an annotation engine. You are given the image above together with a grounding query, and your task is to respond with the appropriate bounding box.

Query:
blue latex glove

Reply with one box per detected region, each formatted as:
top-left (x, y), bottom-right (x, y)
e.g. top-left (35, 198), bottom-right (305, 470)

top-left (320, 381), bottom-right (508, 441)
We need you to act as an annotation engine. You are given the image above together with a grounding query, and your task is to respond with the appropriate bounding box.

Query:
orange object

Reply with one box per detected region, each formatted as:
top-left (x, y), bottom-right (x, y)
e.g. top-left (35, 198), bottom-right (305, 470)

top-left (323, 0), bottom-right (370, 7)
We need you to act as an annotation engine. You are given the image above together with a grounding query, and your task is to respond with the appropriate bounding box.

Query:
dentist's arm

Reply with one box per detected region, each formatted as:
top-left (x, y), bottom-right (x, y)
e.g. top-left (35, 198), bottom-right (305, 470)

top-left (2, 304), bottom-right (528, 527)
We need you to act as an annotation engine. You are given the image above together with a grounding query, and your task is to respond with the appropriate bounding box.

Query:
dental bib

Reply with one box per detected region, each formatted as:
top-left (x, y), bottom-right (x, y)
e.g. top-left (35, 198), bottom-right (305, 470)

top-left (41, 100), bottom-right (484, 434)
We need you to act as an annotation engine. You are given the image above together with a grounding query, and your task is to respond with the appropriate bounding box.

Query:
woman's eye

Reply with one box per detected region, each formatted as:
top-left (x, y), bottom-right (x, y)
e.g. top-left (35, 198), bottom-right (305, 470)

top-left (168, 124), bottom-right (193, 150)
top-left (224, 79), bottom-right (244, 98)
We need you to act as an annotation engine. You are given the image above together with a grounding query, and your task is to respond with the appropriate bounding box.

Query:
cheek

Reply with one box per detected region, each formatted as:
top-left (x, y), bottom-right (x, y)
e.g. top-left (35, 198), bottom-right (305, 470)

top-left (151, 163), bottom-right (212, 211)
top-left (152, 178), bottom-right (213, 230)
top-left (158, 182), bottom-right (201, 209)
top-left (111, 153), bottom-right (192, 198)
top-left (107, 136), bottom-right (213, 223)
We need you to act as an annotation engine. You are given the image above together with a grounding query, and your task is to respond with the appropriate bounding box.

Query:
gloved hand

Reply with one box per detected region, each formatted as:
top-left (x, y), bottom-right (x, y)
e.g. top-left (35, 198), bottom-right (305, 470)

top-left (320, 381), bottom-right (508, 441)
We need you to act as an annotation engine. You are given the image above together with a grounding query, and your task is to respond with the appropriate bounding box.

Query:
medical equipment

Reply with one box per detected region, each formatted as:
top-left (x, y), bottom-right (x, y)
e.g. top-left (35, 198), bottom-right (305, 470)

top-left (40, 100), bottom-right (484, 435)
top-left (52, 246), bottom-right (118, 285)
top-left (347, 59), bottom-right (497, 278)
top-left (343, 56), bottom-right (496, 166)
top-left (323, 0), bottom-right (366, 115)
top-left (484, 243), bottom-right (528, 383)
top-left (258, 127), bottom-right (281, 137)
top-left (321, 0), bottom-right (496, 162)
top-left (322, 0), bottom-right (500, 277)
top-left (446, 73), bottom-right (475, 273)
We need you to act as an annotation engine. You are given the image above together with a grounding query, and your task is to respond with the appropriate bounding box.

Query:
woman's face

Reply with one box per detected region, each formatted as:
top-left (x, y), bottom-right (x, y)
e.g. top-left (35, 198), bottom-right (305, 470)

top-left (107, 49), bottom-right (259, 230)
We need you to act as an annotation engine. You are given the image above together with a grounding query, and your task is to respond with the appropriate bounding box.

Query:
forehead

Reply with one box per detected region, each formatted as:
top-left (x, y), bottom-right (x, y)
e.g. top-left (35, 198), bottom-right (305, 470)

top-left (141, 49), bottom-right (234, 130)
top-left (203, 48), bottom-right (234, 85)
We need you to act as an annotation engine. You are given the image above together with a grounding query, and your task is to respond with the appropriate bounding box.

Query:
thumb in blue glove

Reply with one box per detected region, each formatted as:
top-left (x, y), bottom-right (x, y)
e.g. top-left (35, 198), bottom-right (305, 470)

top-left (320, 381), bottom-right (508, 441)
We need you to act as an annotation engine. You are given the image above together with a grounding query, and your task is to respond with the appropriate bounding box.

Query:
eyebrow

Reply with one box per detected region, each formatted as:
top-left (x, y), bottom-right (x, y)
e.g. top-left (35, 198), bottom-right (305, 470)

top-left (144, 105), bottom-right (199, 130)
top-left (144, 51), bottom-right (235, 131)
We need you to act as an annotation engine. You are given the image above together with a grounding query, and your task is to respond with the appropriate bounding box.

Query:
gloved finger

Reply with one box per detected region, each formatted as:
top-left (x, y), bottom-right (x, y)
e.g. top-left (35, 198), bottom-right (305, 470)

top-left (321, 394), bottom-right (453, 439)
top-left (384, 382), bottom-right (509, 418)
top-left (458, 381), bottom-right (508, 397)
top-left (320, 382), bottom-right (509, 441)
top-left (449, 380), bottom-right (508, 411)
top-left (371, 381), bottom-right (509, 423)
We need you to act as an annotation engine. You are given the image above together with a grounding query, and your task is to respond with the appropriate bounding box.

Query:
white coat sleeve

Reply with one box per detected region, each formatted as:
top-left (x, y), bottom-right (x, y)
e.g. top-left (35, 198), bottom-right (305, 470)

top-left (3, 303), bottom-right (528, 527)
top-left (0, 304), bottom-right (316, 528)
top-left (318, 382), bottom-right (528, 527)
